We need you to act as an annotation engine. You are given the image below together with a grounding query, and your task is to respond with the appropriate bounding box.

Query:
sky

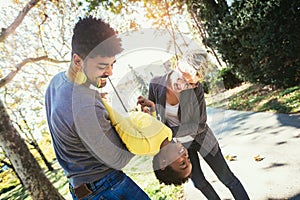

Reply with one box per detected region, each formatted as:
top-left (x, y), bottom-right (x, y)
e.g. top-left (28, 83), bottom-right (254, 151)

top-left (1, 0), bottom-right (13, 7)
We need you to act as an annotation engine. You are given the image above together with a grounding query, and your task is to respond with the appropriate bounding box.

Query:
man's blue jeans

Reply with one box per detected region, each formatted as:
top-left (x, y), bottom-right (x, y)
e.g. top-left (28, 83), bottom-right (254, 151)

top-left (70, 170), bottom-right (150, 200)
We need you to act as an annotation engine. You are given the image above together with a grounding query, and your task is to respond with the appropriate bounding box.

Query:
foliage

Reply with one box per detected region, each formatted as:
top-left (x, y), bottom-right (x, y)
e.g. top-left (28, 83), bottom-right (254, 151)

top-left (191, 0), bottom-right (300, 88)
top-left (0, 169), bottom-right (20, 194)
top-left (0, 1), bottom-right (78, 199)
top-left (218, 67), bottom-right (243, 89)
top-left (78, 0), bottom-right (190, 36)
top-left (0, 161), bottom-right (69, 200)
top-left (82, 0), bottom-right (300, 89)
top-left (80, 0), bottom-right (134, 14)
top-left (81, 0), bottom-right (186, 20)
top-left (0, 0), bottom-right (74, 165)
top-left (127, 172), bottom-right (184, 200)
top-left (201, 66), bottom-right (225, 94)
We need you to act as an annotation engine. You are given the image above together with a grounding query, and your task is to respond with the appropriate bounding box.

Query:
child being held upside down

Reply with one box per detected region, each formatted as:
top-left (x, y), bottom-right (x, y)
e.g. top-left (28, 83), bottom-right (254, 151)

top-left (102, 98), bottom-right (192, 185)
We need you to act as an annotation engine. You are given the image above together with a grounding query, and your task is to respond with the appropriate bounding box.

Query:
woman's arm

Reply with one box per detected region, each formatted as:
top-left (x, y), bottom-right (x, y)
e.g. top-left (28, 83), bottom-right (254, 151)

top-left (137, 95), bottom-right (156, 116)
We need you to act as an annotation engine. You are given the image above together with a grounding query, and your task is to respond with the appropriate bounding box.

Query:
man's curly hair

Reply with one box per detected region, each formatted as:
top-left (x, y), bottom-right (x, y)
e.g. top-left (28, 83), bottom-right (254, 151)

top-left (71, 16), bottom-right (123, 59)
top-left (152, 154), bottom-right (190, 186)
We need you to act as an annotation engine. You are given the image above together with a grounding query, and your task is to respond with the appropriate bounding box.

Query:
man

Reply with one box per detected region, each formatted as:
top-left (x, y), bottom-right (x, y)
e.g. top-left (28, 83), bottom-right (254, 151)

top-left (45, 16), bottom-right (150, 200)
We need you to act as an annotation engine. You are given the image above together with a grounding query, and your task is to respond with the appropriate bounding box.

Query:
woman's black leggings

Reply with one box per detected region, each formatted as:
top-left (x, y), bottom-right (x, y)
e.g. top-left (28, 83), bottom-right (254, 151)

top-left (187, 143), bottom-right (250, 200)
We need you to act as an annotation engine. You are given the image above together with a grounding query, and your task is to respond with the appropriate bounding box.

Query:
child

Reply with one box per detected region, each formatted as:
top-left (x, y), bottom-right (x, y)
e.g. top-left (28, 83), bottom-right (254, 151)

top-left (102, 99), bottom-right (192, 183)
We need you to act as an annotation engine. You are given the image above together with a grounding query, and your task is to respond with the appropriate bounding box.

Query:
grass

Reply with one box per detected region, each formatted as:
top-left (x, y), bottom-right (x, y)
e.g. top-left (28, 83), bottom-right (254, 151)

top-left (206, 83), bottom-right (300, 114)
top-left (124, 156), bottom-right (184, 200)
top-left (0, 157), bottom-right (184, 200)
top-left (0, 162), bottom-right (70, 200)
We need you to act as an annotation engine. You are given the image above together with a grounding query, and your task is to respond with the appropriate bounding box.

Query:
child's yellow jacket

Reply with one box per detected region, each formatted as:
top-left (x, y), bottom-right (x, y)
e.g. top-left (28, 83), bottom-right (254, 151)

top-left (102, 99), bottom-right (172, 156)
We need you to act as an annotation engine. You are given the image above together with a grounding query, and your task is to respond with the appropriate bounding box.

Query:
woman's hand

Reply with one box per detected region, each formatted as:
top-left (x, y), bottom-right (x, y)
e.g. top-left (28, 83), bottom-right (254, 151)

top-left (137, 96), bottom-right (155, 114)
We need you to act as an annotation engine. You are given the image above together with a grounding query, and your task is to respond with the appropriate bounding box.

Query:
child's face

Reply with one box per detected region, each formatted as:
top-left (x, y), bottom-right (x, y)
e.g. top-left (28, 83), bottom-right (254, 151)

top-left (161, 143), bottom-right (192, 179)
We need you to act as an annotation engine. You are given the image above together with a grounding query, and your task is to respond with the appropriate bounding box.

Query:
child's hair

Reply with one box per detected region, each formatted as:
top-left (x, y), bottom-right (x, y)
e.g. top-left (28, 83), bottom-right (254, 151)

top-left (71, 16), bottom-right (123, 59)
top-left (152, 154), bottom-right (190, 186)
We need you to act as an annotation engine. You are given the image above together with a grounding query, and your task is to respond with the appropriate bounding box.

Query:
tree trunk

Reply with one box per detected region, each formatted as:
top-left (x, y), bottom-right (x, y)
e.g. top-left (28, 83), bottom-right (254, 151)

top-left (0, 99), bottom-right (65, 200)
top-left (17, 110), bottom-right (54, 172)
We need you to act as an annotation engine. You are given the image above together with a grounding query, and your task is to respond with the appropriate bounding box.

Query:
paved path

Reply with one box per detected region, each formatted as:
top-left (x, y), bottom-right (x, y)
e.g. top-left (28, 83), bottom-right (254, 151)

top-left (184, 108), bottom-right (300, 200)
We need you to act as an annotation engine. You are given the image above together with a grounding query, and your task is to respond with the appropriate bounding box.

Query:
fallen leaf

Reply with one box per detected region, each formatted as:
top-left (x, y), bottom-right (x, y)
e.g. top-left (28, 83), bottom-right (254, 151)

top-left (225, 154), bottom-right (237, 161)
top-left (254, 155), bottom-right (264, 161)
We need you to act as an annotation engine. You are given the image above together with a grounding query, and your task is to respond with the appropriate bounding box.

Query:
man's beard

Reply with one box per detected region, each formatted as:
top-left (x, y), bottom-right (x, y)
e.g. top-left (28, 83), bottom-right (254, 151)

top-left (97, 79), bottom-right (107, 88)
top-left (85, 77), bottom-right (107, 88)
top-left (96, 76), bottom-right (109, 88)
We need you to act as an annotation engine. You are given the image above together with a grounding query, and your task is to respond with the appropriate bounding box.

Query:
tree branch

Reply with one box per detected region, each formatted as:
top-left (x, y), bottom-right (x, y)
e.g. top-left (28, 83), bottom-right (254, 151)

top-left (0, 0), bottom-right (41, 43)
top-left (0, 56), bottom-right (69, 88)
top-left (191, 11), bottom-right (223, 68)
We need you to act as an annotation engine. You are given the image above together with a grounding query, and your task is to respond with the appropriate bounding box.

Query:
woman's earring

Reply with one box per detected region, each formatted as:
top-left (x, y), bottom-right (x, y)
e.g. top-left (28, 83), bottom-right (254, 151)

top-left (74, 71), bottom-right (87, 84)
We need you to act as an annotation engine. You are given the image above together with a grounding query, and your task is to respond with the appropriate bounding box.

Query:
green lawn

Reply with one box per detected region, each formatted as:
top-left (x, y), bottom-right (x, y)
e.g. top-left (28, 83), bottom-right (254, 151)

top-left (124, 156), bottom-right (184, 200)
top-left (0, 162), bottom-right (70, 200)
top-left (206, 83), bottom-right (300, 114)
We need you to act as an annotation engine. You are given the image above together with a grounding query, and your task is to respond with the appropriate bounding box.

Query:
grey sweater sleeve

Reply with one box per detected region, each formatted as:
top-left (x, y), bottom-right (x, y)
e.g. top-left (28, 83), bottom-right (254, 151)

top-left (174, 83), bottom-right (209, 138)
top-left (74, 104), bottom-right (134, 170)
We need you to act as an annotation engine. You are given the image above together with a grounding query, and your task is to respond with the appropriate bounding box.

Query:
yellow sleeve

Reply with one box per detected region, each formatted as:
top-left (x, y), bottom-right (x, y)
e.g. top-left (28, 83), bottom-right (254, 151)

top-left (102, 99), bottom-right (172, 155)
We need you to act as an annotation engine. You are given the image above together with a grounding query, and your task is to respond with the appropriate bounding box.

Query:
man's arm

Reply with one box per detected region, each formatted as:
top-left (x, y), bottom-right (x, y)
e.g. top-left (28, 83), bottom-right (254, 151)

top-left (74, 105), bottom-right (134, 170)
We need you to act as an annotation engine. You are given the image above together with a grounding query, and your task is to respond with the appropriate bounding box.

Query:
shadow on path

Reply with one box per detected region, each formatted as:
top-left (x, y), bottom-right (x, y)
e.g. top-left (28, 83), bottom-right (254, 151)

top-left (207, 108), bottom-right (300, 137)
top-left (207, 108), bottom-right (255, 135)
top-left (277, 113), bottom-right (300, 128)
top-left (289, 193), bottom-right (300, 200)
top-left (263, 162), bottom-right (287, 170)
top-left (268, 193), bottom-right (300, 200)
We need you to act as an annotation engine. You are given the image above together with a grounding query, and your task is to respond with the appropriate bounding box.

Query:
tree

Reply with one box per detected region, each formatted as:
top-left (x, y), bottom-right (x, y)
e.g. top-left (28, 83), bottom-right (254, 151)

top-left (80, 0), bottom-right (198, 55)
top-left (190, 0), bottom-right (300, 88)
top-left (0, 100), bottom-right (64, 200)
top-left (15, 109), bottom-right (54, 171)
top-left (129, 64), bottom-right (149, 97)
top-left (0, 0), bottom-right (73, 199)
top-left (84, 0), bottom-right (300, 88)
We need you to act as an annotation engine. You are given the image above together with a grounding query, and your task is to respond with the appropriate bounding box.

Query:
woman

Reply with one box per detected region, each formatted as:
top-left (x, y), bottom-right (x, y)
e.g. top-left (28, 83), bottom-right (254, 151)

top-left (138, 52), bottom-right (249, 200)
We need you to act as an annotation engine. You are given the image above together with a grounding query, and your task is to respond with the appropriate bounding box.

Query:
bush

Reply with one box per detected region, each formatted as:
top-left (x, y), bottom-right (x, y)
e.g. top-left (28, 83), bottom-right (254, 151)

top-left (219, 67), bottom-right (243, 89)
top-left (192, 0), bottom-right (300, 88)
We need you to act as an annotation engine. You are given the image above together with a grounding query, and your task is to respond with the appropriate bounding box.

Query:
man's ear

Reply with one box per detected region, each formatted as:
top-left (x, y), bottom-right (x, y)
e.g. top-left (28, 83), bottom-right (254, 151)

top-left (73, 54), bottom-right (83, 69)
